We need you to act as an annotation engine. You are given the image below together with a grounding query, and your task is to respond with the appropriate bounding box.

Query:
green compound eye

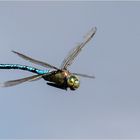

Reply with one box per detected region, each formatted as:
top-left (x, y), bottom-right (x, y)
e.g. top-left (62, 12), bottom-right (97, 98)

top-left (74, 80), bottom-right (80, 89)
top-left (67, 76), bottom-right (80, 90)
top-left (67, 77), bottom-right (75, 86)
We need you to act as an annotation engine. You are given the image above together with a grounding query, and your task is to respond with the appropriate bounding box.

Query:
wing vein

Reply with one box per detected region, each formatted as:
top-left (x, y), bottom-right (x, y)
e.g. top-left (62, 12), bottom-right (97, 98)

top-left (60, 27), bottom-right (97, 69)
top-left (12, 50), bottom-right (59, 70)
top-left (0, 74), bottom-right (44, 87)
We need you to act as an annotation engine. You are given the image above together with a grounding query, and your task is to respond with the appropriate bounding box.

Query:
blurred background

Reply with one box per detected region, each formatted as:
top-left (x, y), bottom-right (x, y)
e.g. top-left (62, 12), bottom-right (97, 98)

top-left (0, 1), bottom-right (140, 139)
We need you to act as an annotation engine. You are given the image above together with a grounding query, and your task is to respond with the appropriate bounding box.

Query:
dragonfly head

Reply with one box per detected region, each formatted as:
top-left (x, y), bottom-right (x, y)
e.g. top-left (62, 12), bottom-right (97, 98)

top-left (67, 75), bottom-right (80, 90)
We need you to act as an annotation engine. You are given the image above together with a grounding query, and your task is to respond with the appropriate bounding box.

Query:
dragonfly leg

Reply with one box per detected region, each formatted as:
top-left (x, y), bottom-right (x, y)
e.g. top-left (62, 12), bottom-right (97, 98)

top-left (47, 82), bottom-right (68, 90)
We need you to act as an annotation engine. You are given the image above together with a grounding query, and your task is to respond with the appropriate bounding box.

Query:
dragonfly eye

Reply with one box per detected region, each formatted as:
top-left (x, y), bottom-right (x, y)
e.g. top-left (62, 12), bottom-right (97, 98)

top-left (67, 75), bottom-right (80, 90)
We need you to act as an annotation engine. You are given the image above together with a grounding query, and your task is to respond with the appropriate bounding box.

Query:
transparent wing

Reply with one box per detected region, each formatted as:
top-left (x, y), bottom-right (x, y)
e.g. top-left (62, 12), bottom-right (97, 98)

top-left (12, 50), bottom-right (59, 70)
top-left (60, 27), bottom-right (97, 69)
top-left (72, 72), bottom-right (95, 79)
top-left (0, 74), bottom-right (43, 87)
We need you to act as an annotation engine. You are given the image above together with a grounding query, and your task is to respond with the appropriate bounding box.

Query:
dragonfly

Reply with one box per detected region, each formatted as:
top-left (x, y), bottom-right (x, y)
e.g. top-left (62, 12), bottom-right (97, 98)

top-left (0, 27), bottom-right (97, 90)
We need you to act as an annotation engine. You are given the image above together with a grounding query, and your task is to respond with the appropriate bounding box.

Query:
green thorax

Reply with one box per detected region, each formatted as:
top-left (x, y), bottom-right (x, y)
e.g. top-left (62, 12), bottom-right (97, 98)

top-left (43, 70), bottom-right (70, 85)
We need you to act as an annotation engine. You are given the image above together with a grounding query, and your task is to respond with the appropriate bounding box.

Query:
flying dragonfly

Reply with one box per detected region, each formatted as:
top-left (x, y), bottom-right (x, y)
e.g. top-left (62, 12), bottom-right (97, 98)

top-left (0, 27), bottom-right (97, 90)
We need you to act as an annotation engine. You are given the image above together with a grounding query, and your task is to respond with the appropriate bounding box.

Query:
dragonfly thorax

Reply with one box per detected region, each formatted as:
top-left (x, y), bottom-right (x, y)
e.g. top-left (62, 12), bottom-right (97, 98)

top-left (42, 70), bottom-right (80, 90)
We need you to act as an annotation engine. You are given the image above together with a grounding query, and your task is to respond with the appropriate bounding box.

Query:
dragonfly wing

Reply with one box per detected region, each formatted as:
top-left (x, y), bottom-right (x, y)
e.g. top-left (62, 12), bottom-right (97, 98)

top-left (60, 27), bottom-right (97, 69)
top-left (0, 74), bottom-right (43, 87)
top-left (12, 50), bottom-right (59, 70)
top-left (72, 72), bottom-right (95, 79)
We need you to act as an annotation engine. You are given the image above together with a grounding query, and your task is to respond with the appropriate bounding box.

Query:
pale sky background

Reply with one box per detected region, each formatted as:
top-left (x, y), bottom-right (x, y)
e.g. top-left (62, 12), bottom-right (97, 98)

top-left (0, 1), bottom-right (140, 139)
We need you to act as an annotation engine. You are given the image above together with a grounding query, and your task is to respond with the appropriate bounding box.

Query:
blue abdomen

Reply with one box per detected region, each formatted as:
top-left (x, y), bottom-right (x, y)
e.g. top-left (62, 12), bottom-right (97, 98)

top-left (0, 64), bottom-right (49, 75)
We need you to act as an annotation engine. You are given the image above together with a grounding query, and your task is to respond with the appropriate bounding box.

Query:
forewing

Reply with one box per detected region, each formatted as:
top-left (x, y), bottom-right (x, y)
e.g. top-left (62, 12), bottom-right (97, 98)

top-left (0, 74), bottom-right (43, 87)
top-left (60, 27), bottom-right (97, 69)
top-left (12, 50), bottom-right (59, 70)
top-left (72, 72), bottom-right (95, 79)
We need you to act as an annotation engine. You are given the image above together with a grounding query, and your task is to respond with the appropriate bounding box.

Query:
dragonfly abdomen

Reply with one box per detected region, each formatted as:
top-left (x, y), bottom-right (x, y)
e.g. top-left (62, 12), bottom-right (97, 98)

top-left (0, 64), bottom-right (49, 75)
